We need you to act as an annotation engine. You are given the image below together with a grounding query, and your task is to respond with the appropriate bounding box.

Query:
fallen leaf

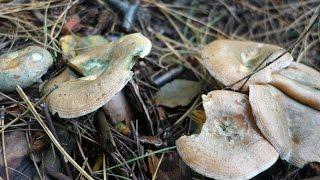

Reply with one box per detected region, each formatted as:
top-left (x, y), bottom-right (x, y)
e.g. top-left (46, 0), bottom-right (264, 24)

top-left (155, 79), bottom-right (201, 108)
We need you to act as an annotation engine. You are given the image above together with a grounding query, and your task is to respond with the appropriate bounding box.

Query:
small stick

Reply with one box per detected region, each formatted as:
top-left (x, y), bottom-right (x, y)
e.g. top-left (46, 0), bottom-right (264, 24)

top-left (42, 104), bottom-right (73, 178)
top-left (151, 66), bottom-right (185, 87)
top-left (0, 85), bottom-right (57, 133)
top-left (130, 79), bottom-right (154, 135)
top-left (107, 0), bottom-right (140, 31)
top-left (1, 106), bottom-right (10, 180)
top-left (95, 110), bottom-right (116, 153)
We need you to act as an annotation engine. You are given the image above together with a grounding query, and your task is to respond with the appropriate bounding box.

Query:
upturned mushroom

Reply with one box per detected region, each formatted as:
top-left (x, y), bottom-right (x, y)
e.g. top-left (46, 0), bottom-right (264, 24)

top-left (201, 40), bottom-right (293, 90)
top-left (270, 62), bottom-right (320, 110)
top-left (0, 46), bottom-right (53, 92)
top-left (249, 85), bottom-right (320, 167)
top-left (176, 90), bottom-right (279, 179)
top-left (43, 33), bottom-right (152, 118)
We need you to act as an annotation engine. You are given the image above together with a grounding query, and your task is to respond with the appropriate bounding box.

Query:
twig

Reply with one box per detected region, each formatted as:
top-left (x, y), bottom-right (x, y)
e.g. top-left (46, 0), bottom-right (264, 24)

top-left (151, 66), bottom-right (185, 87)
top-left (42, 104), bottom-right (73, 178)
top-left (130, 79), bottom-right (154, 135)
top-left (16, 86), bottom-right (94, 180)
top-left (106, 146), bottom-right (176, 171)
top-left (1, 106), bottom-right (9, 180)
top-left (151, 153), bottom-right (164, 180)
top-left (107, 0), bottom-right (140, 31)
top-left (0, 85), bottom-right (57, 133)
top-left (174, 96), bottom-right (201, 126)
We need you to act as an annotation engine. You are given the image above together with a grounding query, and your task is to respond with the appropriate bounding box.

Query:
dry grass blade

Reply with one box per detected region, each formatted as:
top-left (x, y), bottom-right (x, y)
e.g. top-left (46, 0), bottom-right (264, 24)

top-left (16, 86), bottom-right (94, 180)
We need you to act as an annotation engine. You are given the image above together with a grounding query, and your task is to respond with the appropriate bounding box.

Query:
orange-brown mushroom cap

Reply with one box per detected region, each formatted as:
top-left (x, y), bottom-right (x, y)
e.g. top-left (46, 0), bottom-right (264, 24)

top-left (176, 90), bottom-right (279, 179)
top-left (249, 85), bottom-right (320, 167)
top-left (45, 33), bottom-right (152, 118)
top-left (270, 62), bottom-right (320, 110)
top-left (201, 40), bottom-right (293, 91)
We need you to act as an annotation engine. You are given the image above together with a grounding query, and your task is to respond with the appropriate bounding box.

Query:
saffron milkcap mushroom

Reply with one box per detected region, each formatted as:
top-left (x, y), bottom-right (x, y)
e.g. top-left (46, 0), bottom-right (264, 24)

top-left (270, 62), bottom-right (320, 110)
top-left (44, 33), bottom-right (152, 118)
top-left (201, 40), bottom-right (293, 91)
top-left (176, 90), bottom-right (279, 179)
top-left (249, 85), bottom-right (320, 167)
top-left (0, 46), bottom-right (53, 92)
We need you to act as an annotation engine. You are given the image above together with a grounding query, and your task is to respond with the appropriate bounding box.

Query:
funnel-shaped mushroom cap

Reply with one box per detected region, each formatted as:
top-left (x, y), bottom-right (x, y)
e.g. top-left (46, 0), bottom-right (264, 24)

top-left (271, 62), bottom-right (320, 110)
top-left (0, 46), bottom-right (53, 92)
top-left (45, 33), bottom-right (152, 118)
top-left (249, 85), bottom-right (320, 167)
top-left (201, 40), bottom-right (293, 91)
top-left (176, 90), bottom-right (279, 179)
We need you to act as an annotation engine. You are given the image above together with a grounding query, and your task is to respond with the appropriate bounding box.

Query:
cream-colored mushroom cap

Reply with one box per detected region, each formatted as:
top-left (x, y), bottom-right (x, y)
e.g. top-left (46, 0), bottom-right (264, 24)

top-left (271, 62), bottom-right (320, 110)
top-left (201, 40), bottom-right (293, 91)
top-left (0, 46), bottom-right (53, 92)
top-left (249, 85), bottom-right (320, 167)
top-left (45, 33), bottom-right (152, 118)
top-left (41, 68), bottom-right (78, 96)
top-left (176, 90), bottom-right (279, 179)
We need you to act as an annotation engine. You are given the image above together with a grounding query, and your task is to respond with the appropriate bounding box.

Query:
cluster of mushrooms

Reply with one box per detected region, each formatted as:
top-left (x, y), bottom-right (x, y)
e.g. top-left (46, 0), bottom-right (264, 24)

top-left (176, 40), bottom-right (320, 179)
top-left (0, 33), bottom-right (152, 121)
top-left (1, 33), bottom-right (320, 179)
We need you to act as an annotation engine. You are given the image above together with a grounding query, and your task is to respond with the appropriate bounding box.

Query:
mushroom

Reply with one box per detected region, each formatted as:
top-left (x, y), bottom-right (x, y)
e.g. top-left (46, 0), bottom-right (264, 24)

top-left (60, 35), bottom-right (108, 58)
top-left (0, 46), bottom-right (53, 92)
top-left (249, 84), bottom-right (320, 167)
top-left (44, 33), bottom-right (152, 118)
top-left (270, 62), bottom-right (320, 110)
top-left (201, 40), bottom-right (293, 90)
top-left (176, 90), bottom-right (279, 179)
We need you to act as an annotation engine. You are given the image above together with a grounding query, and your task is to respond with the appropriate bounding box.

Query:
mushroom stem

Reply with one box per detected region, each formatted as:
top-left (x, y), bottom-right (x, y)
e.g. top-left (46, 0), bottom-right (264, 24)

top-left (102, 90), bottom-right (132, 136)
top-left (270, 74), bottom-right (320, 110)
top-left (102, 91), bottom-right (132, 126)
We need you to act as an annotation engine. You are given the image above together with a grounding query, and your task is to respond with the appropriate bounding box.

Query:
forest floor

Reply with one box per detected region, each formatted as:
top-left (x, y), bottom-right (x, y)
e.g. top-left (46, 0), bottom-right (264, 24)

top-left (0, 0), bottom-right (320, 179)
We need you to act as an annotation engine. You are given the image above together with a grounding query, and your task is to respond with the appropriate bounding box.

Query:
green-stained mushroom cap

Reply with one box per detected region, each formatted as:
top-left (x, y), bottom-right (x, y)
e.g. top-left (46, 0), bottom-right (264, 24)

top-left (44, 33), bottom-right (152, 118)
top-left (0, 46), bottom-right (53, 92)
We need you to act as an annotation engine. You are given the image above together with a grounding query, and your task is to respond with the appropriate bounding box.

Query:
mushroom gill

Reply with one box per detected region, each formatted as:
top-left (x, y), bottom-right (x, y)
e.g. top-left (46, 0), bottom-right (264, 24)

top-left (44, 33), bottom-right (152, 118)
top-left (249, 84), bottom-right (320, 167)
top-left (201, 40), bottom-right (293, 91)
top-left (176, 90), bottom-right (278, 179)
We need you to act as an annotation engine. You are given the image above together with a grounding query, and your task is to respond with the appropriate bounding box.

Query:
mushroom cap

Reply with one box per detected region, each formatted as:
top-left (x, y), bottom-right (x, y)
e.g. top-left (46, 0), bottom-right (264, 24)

top-left (60, 35), bottom-right (108, 58)
top-left (271, 62), bottom-right (320, 110)
top-left (0, 46), bottom-right (53, 92)
top-left (278, 62), bottom-right (320, 89)
top-left (41, 68), bottom-right (78, 95)
top-left (201, 40), bottom-right (293, 91)
top-left (249, 85), bottom-right (320, 167)
top-left (45, 33), bottom-right (152, 118)
top-left (176, 90), bottom-right (279, 179)
top-left (64, 35), bottom-right (110, 77)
